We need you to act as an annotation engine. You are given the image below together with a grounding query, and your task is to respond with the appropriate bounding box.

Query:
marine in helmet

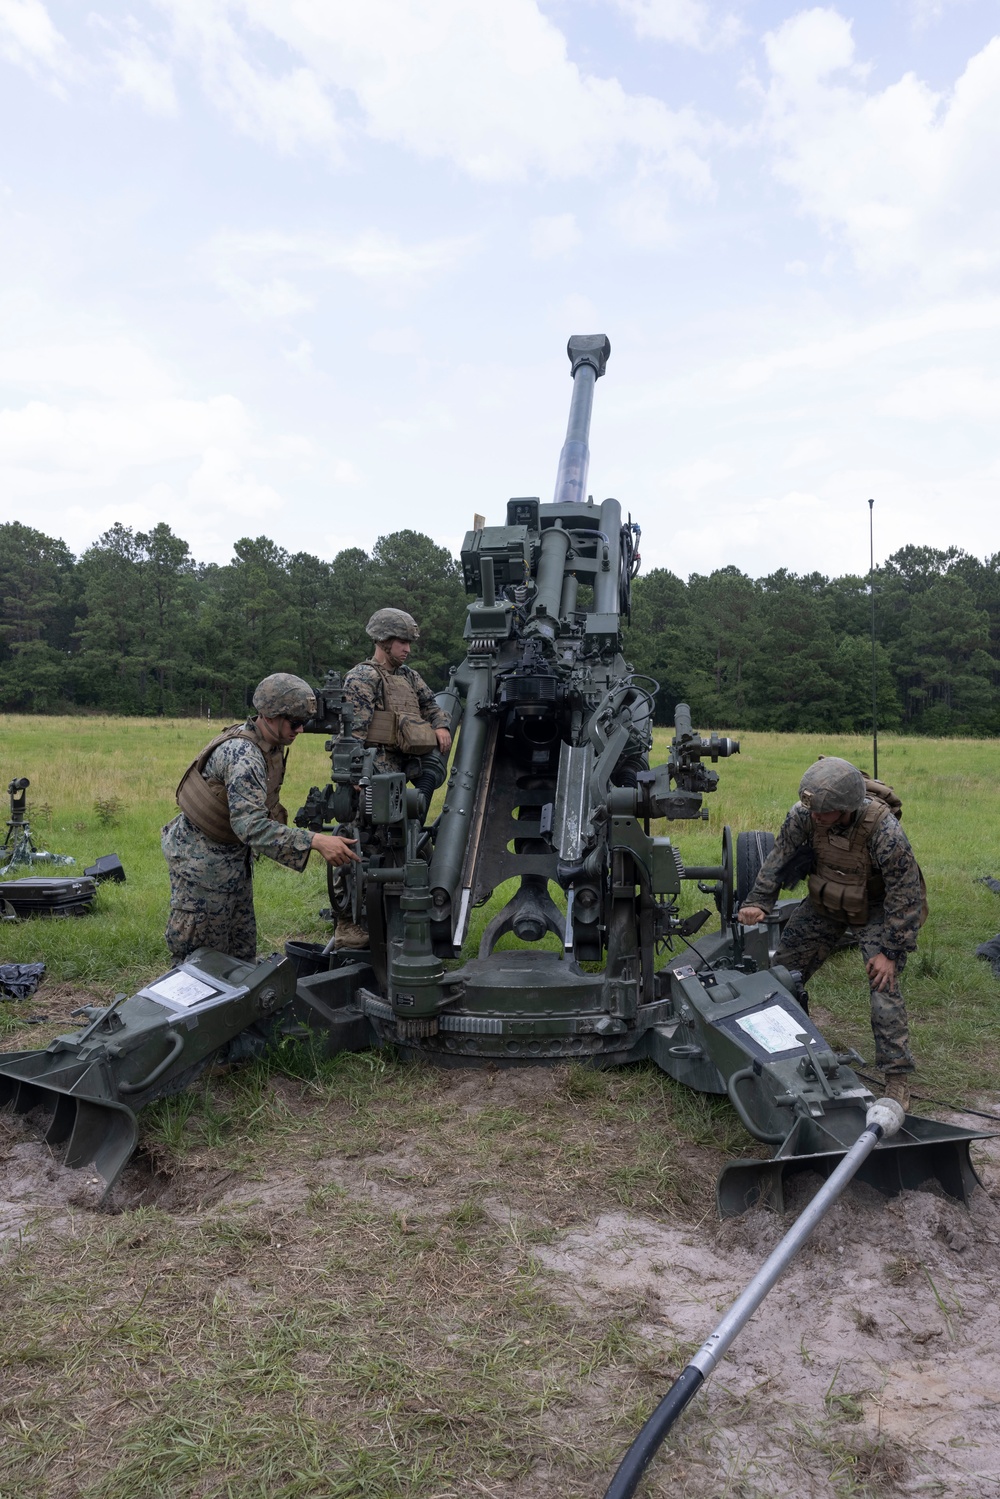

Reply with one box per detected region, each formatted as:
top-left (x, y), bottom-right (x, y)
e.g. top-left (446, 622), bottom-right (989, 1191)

top-left (161, 672), bottom-right (360, 964)
top-left (336, 610), bottom-right (453, 948)
top-left (738, 756), bottom-right (925, 1112)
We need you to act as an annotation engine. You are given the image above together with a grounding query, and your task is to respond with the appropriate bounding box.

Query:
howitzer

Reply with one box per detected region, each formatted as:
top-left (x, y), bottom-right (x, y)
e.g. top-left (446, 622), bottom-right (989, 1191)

top-left (1, 335), bottom-right (991, 1211)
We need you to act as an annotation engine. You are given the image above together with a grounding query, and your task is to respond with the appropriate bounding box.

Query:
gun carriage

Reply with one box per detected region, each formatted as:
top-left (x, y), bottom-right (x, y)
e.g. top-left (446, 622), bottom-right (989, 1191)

top-left (0, 337), bottom-right (989, 1214)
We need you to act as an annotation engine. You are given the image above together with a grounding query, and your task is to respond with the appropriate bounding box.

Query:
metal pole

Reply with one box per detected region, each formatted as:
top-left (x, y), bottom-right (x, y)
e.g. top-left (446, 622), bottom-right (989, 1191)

top-left (602, 1099), bottom-right (905, 1499)
top-left (869, 498), bottom-right (878, 780)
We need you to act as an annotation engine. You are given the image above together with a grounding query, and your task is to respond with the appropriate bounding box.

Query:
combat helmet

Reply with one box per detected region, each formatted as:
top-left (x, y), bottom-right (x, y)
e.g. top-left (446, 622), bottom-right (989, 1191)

top-left (252, 673), bottom-right (317, 720)
top-left (798, 757), bottom-right (866, 814)
top-left (366, 608), bottom-right (420, 643)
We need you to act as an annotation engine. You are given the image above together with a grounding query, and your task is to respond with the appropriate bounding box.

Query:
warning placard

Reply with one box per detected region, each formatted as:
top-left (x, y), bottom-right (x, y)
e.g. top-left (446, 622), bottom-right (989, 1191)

top-left (735, 1005), bottom-right (809, 1055)
top-left (147, 971), bottom-right (219, 1009)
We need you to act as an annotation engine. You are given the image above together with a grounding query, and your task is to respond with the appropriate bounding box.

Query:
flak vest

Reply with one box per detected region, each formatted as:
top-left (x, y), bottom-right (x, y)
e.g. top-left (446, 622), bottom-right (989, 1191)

top-left (806, 799), bottom-right (889, 925)
top-left (175, 721), bottom-right (288, 846)
top-left (361, 661), bottom-right (437, 753)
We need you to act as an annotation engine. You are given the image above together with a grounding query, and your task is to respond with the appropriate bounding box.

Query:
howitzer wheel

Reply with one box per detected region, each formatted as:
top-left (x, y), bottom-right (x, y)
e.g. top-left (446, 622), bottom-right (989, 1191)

top-left (735, 830), bottom-right (775, 909)
top-left (326, 858), bottom-right (353, 919)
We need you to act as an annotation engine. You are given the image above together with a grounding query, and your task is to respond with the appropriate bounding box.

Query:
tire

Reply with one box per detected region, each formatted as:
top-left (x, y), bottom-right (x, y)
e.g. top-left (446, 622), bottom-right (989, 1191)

top-left (327, 859), bottom-right (353, 918)
top-left (735, 830), bottom-right (775, 909)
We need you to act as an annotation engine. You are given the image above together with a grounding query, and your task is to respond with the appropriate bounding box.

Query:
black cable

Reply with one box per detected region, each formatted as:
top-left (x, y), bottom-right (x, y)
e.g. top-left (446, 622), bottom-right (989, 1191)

top-left (676, 930), bottom-right (712, 968)
top-left (604, 1367), bottom-right (704, 1499)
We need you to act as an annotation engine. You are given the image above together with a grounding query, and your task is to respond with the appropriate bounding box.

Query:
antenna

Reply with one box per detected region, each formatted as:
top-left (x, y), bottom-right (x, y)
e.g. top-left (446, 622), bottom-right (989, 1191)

top-left (868, 498), bottom-right (878, 779)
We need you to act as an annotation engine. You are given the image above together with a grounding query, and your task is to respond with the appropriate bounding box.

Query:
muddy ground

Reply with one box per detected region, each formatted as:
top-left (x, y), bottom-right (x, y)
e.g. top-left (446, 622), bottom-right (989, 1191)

top-left (1, 1006), bottom-right (999, 1498)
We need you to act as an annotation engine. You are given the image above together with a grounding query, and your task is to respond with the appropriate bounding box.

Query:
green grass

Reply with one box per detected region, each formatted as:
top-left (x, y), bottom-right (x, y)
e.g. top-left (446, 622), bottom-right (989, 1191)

top-left (2, 716), bottom-right (998, 1091)
top-left (1, 717), bottom-right (998, 1496)
top-left (0, 715), bottom-right (345, 987)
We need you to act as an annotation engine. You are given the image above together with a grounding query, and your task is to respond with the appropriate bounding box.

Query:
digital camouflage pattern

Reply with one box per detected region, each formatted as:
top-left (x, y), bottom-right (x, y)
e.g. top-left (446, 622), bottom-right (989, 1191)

top-left (365, 608), bottom-right (420, 642)
top-left (342, 660), bottom-right (449, 775)
top-left (773, 900), bottom-right (914, 1072)
top-left (162, 727), bottom-right (314, 963)
top-left (252, 673), bottom-right (316, 718)
top-left (162, 837), bottom-right (258, 961)
top-left (746, 799), bottom-right (923, 1073)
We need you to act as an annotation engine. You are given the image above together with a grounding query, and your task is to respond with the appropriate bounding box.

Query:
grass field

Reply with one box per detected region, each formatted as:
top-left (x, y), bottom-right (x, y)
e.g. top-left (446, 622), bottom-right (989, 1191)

top-left (1, 716), bottom-right (999, 1498)
top-left (2, 715), bottom-right (999, 1094)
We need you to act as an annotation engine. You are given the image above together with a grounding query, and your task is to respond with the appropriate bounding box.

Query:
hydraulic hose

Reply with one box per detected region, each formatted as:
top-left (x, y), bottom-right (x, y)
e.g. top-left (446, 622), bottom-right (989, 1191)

top-left (602, 1098), bottom-right (905, 1499)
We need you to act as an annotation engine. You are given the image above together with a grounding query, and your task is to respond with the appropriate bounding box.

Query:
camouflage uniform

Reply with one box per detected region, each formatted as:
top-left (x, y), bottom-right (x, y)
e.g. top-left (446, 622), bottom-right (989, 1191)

top-left (745, 800), bottom-right (922, 1073)
top-left (342, 659), bottom-right (450, 776)
top-left (161, 725), bottom-right (314, 963)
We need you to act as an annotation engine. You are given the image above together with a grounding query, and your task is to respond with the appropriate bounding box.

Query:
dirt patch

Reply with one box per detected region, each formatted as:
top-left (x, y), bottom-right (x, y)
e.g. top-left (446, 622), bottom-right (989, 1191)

top-left (0, 1119), bottom-right (104, 1233)
top-left (2, 1054), bottom-right (1000, 1497)
top-left (534, 1175), bottom-right (1000, 1495)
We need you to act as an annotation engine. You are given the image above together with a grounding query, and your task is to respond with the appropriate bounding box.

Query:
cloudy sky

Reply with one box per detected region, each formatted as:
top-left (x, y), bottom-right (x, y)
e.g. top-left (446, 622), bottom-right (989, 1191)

top-left (1, 1), bottom-right (999, 581)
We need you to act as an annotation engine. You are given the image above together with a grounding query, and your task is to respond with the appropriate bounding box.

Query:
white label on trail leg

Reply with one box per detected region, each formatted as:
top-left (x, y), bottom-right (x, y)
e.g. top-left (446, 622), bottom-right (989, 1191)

top-left (735, 1005), bottom-right (809, 1054)
top-left (147, 971), bottom-right (219, 1007)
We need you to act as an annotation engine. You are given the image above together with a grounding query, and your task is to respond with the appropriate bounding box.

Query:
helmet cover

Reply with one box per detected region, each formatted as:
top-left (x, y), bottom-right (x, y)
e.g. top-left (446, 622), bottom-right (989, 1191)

top-left (798, 757), bottom-right (866, 814)
top-left (366, 608), bottom-right (420, 643)
top-left (252, 673), bottom-right (317, 719)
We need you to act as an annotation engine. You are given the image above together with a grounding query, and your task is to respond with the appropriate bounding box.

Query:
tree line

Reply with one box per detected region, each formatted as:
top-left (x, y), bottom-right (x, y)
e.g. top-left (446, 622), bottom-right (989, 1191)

top-left (1, 520), bottom-right (998, 735)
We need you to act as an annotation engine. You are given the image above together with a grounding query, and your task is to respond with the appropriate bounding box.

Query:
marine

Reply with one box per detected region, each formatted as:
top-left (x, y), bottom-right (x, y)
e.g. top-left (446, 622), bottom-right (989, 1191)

top-left (162, 673), bottom-right (360, 964)
top-left (336, 608), bottom-right (452, 947)
top-left (737, 756), bottom-right (924, 1112)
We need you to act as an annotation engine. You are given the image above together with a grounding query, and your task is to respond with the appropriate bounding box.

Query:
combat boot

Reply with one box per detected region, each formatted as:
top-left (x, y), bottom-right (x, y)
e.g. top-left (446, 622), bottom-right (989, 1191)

top-left (335, 918), bottom-right (370, 950)
top-left (883, 1073), bottom-right (911, 1113)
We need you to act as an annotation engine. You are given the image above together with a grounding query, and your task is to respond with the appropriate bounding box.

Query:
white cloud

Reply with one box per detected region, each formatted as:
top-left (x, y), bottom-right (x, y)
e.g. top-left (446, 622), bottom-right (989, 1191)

top-left (332, 459), bottom-right (362, 485)
top-left (107, 30), bottom-right (178, 116)
top-left (216, 274), bottom-right (315, 321)
top-left (158, 0), bottom-right (711, 188)
top-left (0, 393), bottom-right (249, 478)
top-left (762, 9), bottom-right (1000, 284)
top-left (367, 327), bottom-right (420, 355)
top-left (612, 0), bottom-right (744, 51)
top-left (658, 457), bottom-right (735, 498)
top-left (878, 366), bottom-right (1000, 421)
top-left (186, 445), bottom-right (278, 518)
top-left (0, 332), bottom-right (321, 566)
top-left (905, 0), bottom-right (971, 28)
top-left (550, 292), bottom-right (601, 331)
top-left (379, 404), bottom-right (456, 439)
top-left (0, 336), bottom-right (177, 399)
top-left (783, 436), bottom-right (833, 468)
top-left (282, 338), bottom-right (314, 370)
top-left (156, 0), bottom-right (342, 155)
top-left (203, 227), bottom-right (476, 316)
top-left (529, 213), bottom-right (581, 260)
top-left (0, 0), bottom-right (74, 82)
top-left (729, 298), bottom-right (1000, 390)
top-left (609, 178), bottom-right (681, 248)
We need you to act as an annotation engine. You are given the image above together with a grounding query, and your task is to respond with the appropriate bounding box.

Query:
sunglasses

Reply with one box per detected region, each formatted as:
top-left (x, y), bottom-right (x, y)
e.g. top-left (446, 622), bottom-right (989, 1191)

top-left (284, 716), bottom-right (310, 730)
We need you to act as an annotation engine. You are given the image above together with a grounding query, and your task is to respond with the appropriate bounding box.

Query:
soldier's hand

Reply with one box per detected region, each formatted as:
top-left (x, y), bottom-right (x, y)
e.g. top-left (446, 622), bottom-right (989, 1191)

top-left (866, 953), bottom-right (896, 991)
top-left (737, 905), bottom-right (767, 926)
top-left (310, 833), bottom-right (361, 867)
top-left (435, 728), bottom-right (452, 753)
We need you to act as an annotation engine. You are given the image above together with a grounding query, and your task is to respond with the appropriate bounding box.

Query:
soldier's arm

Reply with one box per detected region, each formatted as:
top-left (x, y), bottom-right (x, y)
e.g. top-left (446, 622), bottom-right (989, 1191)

top-left (741, 804), bottom-right (812, 914)
top-left (410, 670), bottom-right (451, 730)
top-left (209, 741), bottom-right (315, 871)
top-left (343, 667), bottom-right (379, 742)
top-left (869, 815), bottom-right (922, 957)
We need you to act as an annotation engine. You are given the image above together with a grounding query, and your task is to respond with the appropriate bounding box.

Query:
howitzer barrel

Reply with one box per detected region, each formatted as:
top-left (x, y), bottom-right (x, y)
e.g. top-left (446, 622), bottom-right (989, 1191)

top-left (552, 335), bottom-right (611, 505)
